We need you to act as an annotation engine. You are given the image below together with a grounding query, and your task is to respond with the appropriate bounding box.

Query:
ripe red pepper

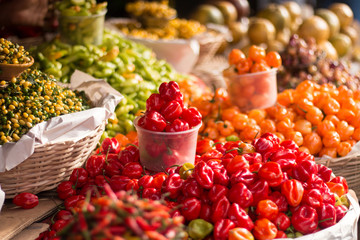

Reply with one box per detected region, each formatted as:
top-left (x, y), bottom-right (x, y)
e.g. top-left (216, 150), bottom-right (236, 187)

top-left (213, 167), bottom-right (230, 186)
top-left (211, 195), bottom-right (230, 223)
top-left (302, 189), bottom-right (323, 209)
top-left (281, 179), bottom-right (304, 207)
top-left (182, 178), bottom-right (202, 198)
top-left (206, 159), bottom-right (223, 170)
top-left (109, 175), bottom-right (130, 192)
top-left (316, 164), bottom-right (332, 182)
top-left (194, 161), bottom-right (214, 189)
top-left (292, 160), bottom-right (318, 182)
top-left (51, 219), bottom-right (69, 232)
top-left (101, 137), bottom-right (120, 154)
top-left (146, 93), bottom-right (164, 112)
top-left (57, 181), bottom-right (76, 200)
top-left (296, 150), bottom-right (315, 163)
top-left (335, 204), bottom-right (348, 222)
top-left (138, 175), bottom-right (154, 189)
top-left (249, 179), bottom-right (270, 206)
top-left (268, 191), bottom-right (288, 212)
top-left (95, 175), bottom-right (110, 189)
top-left (159, 81), bottom-right (183, 104)
top-left (249, 163), bottom-right (262, 173)
top-left (181, 107), bottom-right (202, 127)
top-left (230, 168), bottom-right (257, 187)
top-left (55, 210), bottom-right (73, 221)
top-left (125, 179), bottom-right (139, 191)
top-left (13, 192), bottom-right (39, 209)
top-left (261, 132), bottom-right (280, 145)
top-left (273, 212), bottom-right (290, 231)
top-left (122, 162), bottom-right (143, 179)
top-left (214, 219), bottom-right (236, 240)
top-left (85, 155), bottom-right (105, 177)
top-left (118, 145), bottom-right (139, 165)
top-left (226, 155), bottom-right (250, 175)
top-left (196, 138), bottom-right (215, 155)
top-left (291, 205), bottom-right (318, 234)
top-left (242, 152), bottom-right (262, 165)
top-left (78, 182), bottom-right (97, 197)
top-left (322, 191), bottom-right (336, 205)
top-left (258, 162), bottom-right (283, 187)
top-left (142, 188), bottom-right (161, 200)
top-left (200, 203), bottom-right (212, 222)
top-left (209, 184), bottom-right (228, 203)
top-left (227, 203), bottom-right (254, 231)
top-left (252, 218), bottom-right (278, 240)
top-left (280, 139), bottom-right (298, 151)
top-left (269, 148), bottom-right (297, 171)
top-left (228, 182), bottom-right (253, 208)
top-left (253, 137), bottom-right (274, 155)
top-left (201, 149), bottom-right (223, 162)
top-left (152, 172), bottom-right (167, 189)
top-left (69, 168), bottom-right (88, 188)
top-left (104, 159), bottom-right (123, 177)
top-left (165, 119), bottom-right (190, 132)
top-left (180, 197), bottom-right (201, 221)
top-left (330, 176), bottom-right (349, 194)
top-left (141, 110), bottom-right (167, 132)
top-left (161, 100), bottom-right (183, 121)
top-left (256, 199), bottom-right (279, 221)
top-left (305, 174), bottom-right (328, 193)
top-left (64, 195), bottom-right (85, 211)
top-left (162, 148), bottom-right (180, 167)
top-left (162, 173), bottom-right (184, 199)
top-left (318, 203), bottom-right (336, 228)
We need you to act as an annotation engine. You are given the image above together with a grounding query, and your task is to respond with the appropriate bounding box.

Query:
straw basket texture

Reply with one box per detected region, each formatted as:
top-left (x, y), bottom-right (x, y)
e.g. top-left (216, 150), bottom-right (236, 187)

top-left (195, 31), bottom-right (225, 66)
top-left (316, 153), bottom-right (360, 197)
top-left (0, 121), bottom-right (105, 199)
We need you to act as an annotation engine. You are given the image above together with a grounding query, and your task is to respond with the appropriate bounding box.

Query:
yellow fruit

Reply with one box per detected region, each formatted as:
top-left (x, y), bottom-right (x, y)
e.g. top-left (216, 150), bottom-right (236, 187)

top-left (298, 16), bottom-right (330, 43)
top-left (283, 1), bottom-right (301, 21)
top-left (248, 18), bottom-right (276, 44)
top-left (192, 4), bottom-right (225, 25)
top-left (329, 33), bottom-right (352, 57)
top-left (341, 25), bottom-right (358, 45)
top-left (257, 4), bottom-right (291, 31)
top-left (215, 1), bottom-right (238, 25)
top-left (319, 41), bottom-right (338, 60)
top-left (315, 8), bottom-right (340, 38)
top-left (228, 21), bottom-right (248, 44)
top-left (329, 3), bottom-right (353, 28)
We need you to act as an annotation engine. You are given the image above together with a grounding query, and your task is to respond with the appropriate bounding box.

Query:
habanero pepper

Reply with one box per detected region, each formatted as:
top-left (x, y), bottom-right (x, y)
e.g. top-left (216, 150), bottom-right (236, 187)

top-left (57, 181), bottom-right (76, 200)
top-left (226, 155), bottom-right (250, 175)
top-left (291, 205), bottom-right (318, 234)
top-left (180, 197), bottom-right (201, 221)
top-left (335, 204), bottom-right (348, 222)
top-left (268, 191), bottom-right (289, 212)
top-left (165, 119), bottom-right (190, 132)
top-left (182, 107), bottom-right (202, 127)
top-left (85, 155), bottom-right (105, 177)
top-left (159, 81), bottom-right (184, 104)
top-left (302, 189), bottom-right (323, 209)
top-left (13, 192), bottom-right (39, 209)
top-left (209, 184), bottom-right (228, 203)
top-left (139, 110), bottom-right (167, 132)
top-left (142, 188), bottom-right (161, 200)
top-left (196, 138), bottom-right (215, 155)
top-left (242, 152), bottom-right (263, 165)
top-left (292, 159), bottom-right (318, 182)
top-left (194, 161), bottom-right (214, 189)
top-left (296, 150), bottom-right (315, 163)
top-left (316, 164), bottom-right (332, 182)
top-left (228, 227), bottom-right (254, 240)
top-left (122, 162), bottom-right (143, 179)
top-left (162, 173), bottom-right (184, 199)
top-left (261, 132), bottom-right (281, 145)
top-left (109, 175), bottom-right (130, 192)
top-left (280, 139), bottom-right (298, 151)
top-left (161, 100), bottom-right (183, 121)
top-left (146, 93), bottom-right (164, 112)
top-left (258, 162), bottom-right (283, 187)
top-left (272, 212), bottom-right (291, 231)
top-left (69, 168), bottom-right (88, 188)
top-left (252, 137), bottom-right (274, 155)
top-left (318, 203), bottom-right (336, 229)
top-left (125, 179), bottom-right (139, 192)
top-left (118, 144), bottom-right (140, 165)
top-left (256, 199), bottom-right (279, 221)
top-left (182, 178), bottom-right (203, 198)
top-left (64, 195), bottom-right (85, 211)
top-left (330, 176), bottom-right (349, 194)
top-left (228, 182), bottom-right (253, 208)
top-left (104, 159), bottom-right (123, 177)
top-left (281, 179), bottom-right (304, 207)
top-left (227, 203), bottom-right (254, 231)
top-left (252, 218), bottom-right (278, 240)
top-left (101, 137), bottom-right (120, 154)
top-left (188, 219), bottom-right (214, 240)
top-left (230, 168), bottom-right (257, 187)
top-left (249, 179), bottom-right (270, 206)
top-left (213, 219), bottom-right (236, 240)
top-left (269, 148), bottom-right (297, 171)
top-left (211, 195), bottom-right (230, 223)
top-left (326, 182), bottom-right (346, 198)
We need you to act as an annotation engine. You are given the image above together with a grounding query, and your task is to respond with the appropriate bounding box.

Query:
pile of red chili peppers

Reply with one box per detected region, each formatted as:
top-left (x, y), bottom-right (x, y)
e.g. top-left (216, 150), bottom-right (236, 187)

top-left (34, 131), bottom-right (350, 240)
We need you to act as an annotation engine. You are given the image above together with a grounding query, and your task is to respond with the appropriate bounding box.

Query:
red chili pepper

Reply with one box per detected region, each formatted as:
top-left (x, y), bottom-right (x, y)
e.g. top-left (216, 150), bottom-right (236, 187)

top-left (95, 175), bottom-right (111, 189)
top-left (302, 189), bottom-right (323, 209)
top-left (162, 173), bottom-right (184, 199)
top-left (330, 176), bottom-right (349, 194)
top-left (215, 141), bottom-right (226, 154)
top-left (252, 218), bottom-right (278, 240)
top-left (326, 182), bottom-right (346, 197)
top-left (118, 145), bottom-right (139, 165)
top-left (55, 210), bottom-right (73, 221)
top-left (181, 107), bottom-right (202, 127)
top-left (214, 219), bottom-right (236, 240)
top-left (13, 192), bottom-right (39, 209)
top-left (211, 195), bottom-right (230, 223)
top-left (159, 81), bottom-right (184, 104)
top-left (296, 150), bottom-right (315, 163)
top-left (316, 164), bottom-right (332, 182)
top-left (180, 197), bottom-right (201, 221)
top-left (78, 182), bottom-right (97, 197)
top-left (248, 179), bottom-right (270, 206)
top-left (213, 167), bottom-right (230, 186)
top-left (318, 203), bottom-right (336, 229)
top-left (57, 181), bottom-right (76, 200)
top-left (261, 132), bottom-right (281, 145)
top-left (182, 178), bottom-right (202, 198)
top-left (201, 149), bottom-right (223, 162)
top-left (335, 204), bottom-right (348, 222)
top-left (51, 219), bottom-right (69, 232)
top-left (64, 195), bottom-right (85, 211)
top-left (194, 161), bottom-right (214, 189)
top-left (196, 138), bottom-right (215, 155)
top-left (69, 168), bottom-right (88, 188)
top-left (226, 155), bottom-right (250, 175)
top-left (281, 179), bottom-right (304, 207)
top-left (242, 152), bottom-right (263, 165)
top-left (161, 100), bottom-right (183, 122)
top-left (276, 230), bottom-right (287, 238)
top-left (162, 148), bottom-right (180, 167)
top-left (256, 199), bottom-right (279, 221)
top-left (230, 168), bottom-right (257, 187)
top-left (165, 118), bottom-right (190, 132)
top-left (146, 93), bottom-right (164, 112)
top-left (268, 191), bottom-right (288, 212)
top-left (228, 182), bottom-right (253, 209)
top-left (249, 163), bottom-right (262, 173)
top-left (227, 203), bottom-right (254, 231)
top-left (292, 160), bottom-right (318, 182)
top-left (142, 188), bottom-right (161, 200)
top-left (291, 205), bottom-right (318, 234)
top-left (122, 162), bottom-right (143, 179)
top-left (206, 159), bottom-right (223, 170)
top-left (109, 175), bottom-right (130, 192)
top-left (209, 184), bottom-right (228, 203)
top-left (85, 155), bottom-right (105, 177)
top-left (125, 179), bottom-right (139, 191)
top-left (104, 159), bottom-right (123, 177)
top-left (152, 172), bottom-right (167, 189)
top-left (273, 212), bottom-right (290, 231)
top-left (200, 203), bottom-right (212, 222)
top-left (280, 139), bottom-right (298, 151)
top-left (138, 175), bottom-right (154, 189)
top-left (269, 148), bottom-right (297, 171)
top-left (305, 174), bottom-right (328, 193)
top-left (322, 191), bottom-right (336, 205)
top-left (253, 137), bottom-right (274, 155)
top-left (142, 110), bottom-right (167, 132)
top-left (101, 137), bottom-right (120, 154)
top-left (258, 162), bottom-right (283, 187)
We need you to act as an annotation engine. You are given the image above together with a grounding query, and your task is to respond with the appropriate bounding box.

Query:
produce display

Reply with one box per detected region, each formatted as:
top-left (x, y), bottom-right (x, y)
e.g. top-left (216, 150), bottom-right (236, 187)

top-left (36, 133), bottom-right (350, 239)
top-left (0, 38), bottom-right (32, 64)
top-left (0, 68), bottom-right (90, 144)
top-left (31, 30), bottom-right (183, 136)
top-left (126, 0), bottom-right (176, 20)
top-left (55, 0), bottom-right (107, 16)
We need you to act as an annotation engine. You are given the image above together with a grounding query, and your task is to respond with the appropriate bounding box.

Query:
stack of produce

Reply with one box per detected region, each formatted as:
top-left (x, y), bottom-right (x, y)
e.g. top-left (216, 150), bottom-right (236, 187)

top-left (0, 38), bottom-right (32, 64)
top-left (35, 132), bottom-right (351, 239)
top-left (32, 30), bottom-right (184, 136)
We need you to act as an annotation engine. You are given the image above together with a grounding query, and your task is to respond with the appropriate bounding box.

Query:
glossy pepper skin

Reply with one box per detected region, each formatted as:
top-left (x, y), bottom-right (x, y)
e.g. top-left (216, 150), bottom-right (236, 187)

top-left (227, 203), bottom-right (254, 231)
top-left (268, 191), bottom-right (288, 212)
top-left (180, 197), bottom-right (201, 221)
top-left (291, 205), bottom-right (318, 234)
top-left (162, 173), bottom-right (184, 199)
top-left (269, 148), bottom-right (296, 171)
top-left (140, 110), bottom-right (167, 132)
top-left (330, 176), bottom-right (349, 194)
top-left (13, 192), bottom-right (39, 209)
top-left (258, 162), bottom-right (283, 187)
top-left (57, 181), bottom-right (76, 200)
top-left (182, 107), bottom-right (202, 127)
top-left (256, 199), bottom-right (279, 221)
top-left (188, 219), bottom-right (214, 240)
top-left (101, 137), bottom-right (120, 154)
top-left (194, 161), bottom-right (214, 189)
top-left (209, 184), bottom-right (228, 203)
top-left (273, 212), bottom-right (291, 231)
top-left (211, 195), bottom-right (230, 223)
top-left (146, 93), bottom-right (164, 112)
top-left (281, 179), bottom-right (304, 207)
top-left (182, 178), bottom-right (202, 198)
top-left (292, 160), bottom-right (318, 182)
top-left (69, 168), bottom-right (88, 188)
top-left (85, 155), bottom-right (105, 177)
top-left (231, 168), bottom-right (257, 187)
top-left (252, 218), bottom-right (278, 240)
top-left (214, 219), bottom-right (236, 240)
top-left (161, 100), bottom-right (183, 121)
top-left (318, 203), bottom-right (336, 228)
top-left (228, 228), bottom-right (254, 240)
top-left (249, 179), bottom-right (270, 206)
top-left (159, 81), bottom-right (183, 104)
top-left (226, 155), bottom-right (250, 175)
top-left (228, 182), bottom-right (253, 208)
top-left (335, 204), bottom-right (348, 222)
top-left (165, 119), bottom-right (190, 132)
top-left (302, 189), bottom-right (323, 209)
top-left (316, 164), bottom-right (332, 182)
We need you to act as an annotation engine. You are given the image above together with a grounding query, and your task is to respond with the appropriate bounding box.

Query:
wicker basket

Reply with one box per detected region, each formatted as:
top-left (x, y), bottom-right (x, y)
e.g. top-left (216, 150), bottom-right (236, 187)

top-left (0, 121), bottom-right (105, 199)
top-left (194, 31), bottom-right (225, 66)
top-left (316, 153), bottom-right (360, 197)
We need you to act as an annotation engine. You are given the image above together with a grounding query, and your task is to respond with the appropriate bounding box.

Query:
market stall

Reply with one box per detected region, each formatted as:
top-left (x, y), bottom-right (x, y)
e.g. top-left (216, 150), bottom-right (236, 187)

top-left (1, 0), bottom-right (360, 239)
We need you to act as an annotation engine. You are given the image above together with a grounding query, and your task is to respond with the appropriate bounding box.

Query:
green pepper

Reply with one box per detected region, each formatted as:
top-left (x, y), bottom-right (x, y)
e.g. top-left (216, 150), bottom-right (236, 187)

top-left (188, 219), bottom-right (213, 240)
top-left (226, 135), bottom-right (240, 142)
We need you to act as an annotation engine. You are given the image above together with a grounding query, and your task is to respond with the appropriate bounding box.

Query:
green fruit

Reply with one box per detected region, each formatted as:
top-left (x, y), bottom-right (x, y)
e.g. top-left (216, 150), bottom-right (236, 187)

top-left (316, 8), bottom-right (340, 38)
top-left (330, 33), bottom-right (352, 57)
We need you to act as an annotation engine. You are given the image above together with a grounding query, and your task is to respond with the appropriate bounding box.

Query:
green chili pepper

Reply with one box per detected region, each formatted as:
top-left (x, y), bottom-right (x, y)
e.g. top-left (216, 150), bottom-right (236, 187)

top-left (188, 219), bottom-right (214, 240)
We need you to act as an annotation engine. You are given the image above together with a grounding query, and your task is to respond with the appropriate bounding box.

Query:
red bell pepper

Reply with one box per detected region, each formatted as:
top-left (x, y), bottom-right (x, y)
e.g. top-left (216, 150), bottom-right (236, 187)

top-left (302, 189), bottom-right (323, 209)
top-left (330, 176), bottom-right (349, 194)
top-left (85, 155), bottom-right (105, 177)
top-left (182, 178), bottom-right (202, 198)
top-left (214, 219), bottom-right (236, 240)
top-left (227, 203), bottom-right (254, 231)
top-left (292, 160), bottom-right (318, 182)
top-left (256, 199), bottom-right (279, 221)
top-left (258, 162), bottom-right (283, 187)
top-left (273, 212), bottom-right (290, 231)
top-left (101, 137), bottom-right (120, 154)
top-left (231, 168), bottom-right (257, 187)
top-left (226, 155), bottom-right (250, 175)
top-left (291, 205), bottom-right (318, 234)
top-left (194, 161), bottom-right (214, 189)
top-left (316, 164), bottom-right (332, 182)
top-left (213, 167), bottom-right (230, 186)
top-left (162, 173), bottom-right (184, 199)
top-left (268, 191), bottom-right (289, 212)
top-left (180, 197), bottom-right (201, 221)
top-left (211, 195), bottom-right (230, 223)
top-left (269, 148), bottom-right (297, 171)
top-left (228, 182), bottom-right (253, 208)
top-left (249, 179), bottom-right (270, 206)
top-left (252, 218), bottom-right (278, 240)
top-left (209, 184), bottom-right (228, 203)
top-left (281, 179), bottom-right (304, 207)
top-left (318, 203), bottom-right (336, 228)
top-left (335, 204), bottom-right (348, 222)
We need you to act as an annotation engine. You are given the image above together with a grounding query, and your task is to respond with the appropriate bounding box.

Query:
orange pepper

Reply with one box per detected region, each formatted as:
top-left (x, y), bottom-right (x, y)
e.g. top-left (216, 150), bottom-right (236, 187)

top-left (229, 228), bottom-right (255, 240)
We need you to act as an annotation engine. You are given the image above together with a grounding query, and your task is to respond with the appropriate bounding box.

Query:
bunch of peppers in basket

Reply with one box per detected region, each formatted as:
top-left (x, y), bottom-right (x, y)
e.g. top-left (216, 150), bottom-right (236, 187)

top-left (36, 131), bottom-right (350, 240)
